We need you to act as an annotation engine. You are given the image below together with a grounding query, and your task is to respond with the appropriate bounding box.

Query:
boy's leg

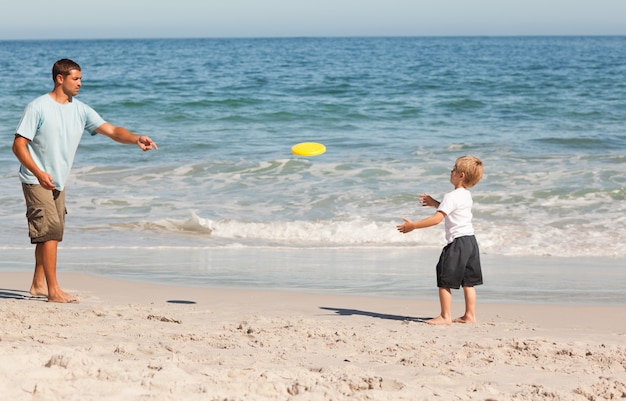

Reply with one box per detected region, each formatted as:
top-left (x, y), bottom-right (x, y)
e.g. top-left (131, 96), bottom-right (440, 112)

top-left (453, 286), bottom-right (477, 323)
top-left (454, 236), bottom-right (481, 323)
top-left (426, 288), bottom-right (452, 325)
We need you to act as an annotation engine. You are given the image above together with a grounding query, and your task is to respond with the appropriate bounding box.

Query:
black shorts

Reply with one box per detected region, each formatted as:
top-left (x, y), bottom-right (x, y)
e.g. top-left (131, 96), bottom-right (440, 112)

top-left (436, 235), bottom-right (483, 289)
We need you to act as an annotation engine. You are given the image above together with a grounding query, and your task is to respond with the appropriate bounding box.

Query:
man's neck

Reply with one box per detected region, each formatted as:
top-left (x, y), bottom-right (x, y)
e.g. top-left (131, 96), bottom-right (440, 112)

top-left (48, 88), bottom-right (72, 104)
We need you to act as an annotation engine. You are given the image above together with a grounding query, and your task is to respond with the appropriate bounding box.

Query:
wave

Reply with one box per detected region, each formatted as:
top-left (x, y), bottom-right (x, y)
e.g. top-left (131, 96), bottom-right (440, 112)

top-left (100, 211), bottom-right (626, 258)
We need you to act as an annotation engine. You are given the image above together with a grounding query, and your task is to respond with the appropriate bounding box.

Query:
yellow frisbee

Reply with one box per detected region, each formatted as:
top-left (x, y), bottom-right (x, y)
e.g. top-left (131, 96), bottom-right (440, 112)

top-left (291, 142), bottom-right (326, 157)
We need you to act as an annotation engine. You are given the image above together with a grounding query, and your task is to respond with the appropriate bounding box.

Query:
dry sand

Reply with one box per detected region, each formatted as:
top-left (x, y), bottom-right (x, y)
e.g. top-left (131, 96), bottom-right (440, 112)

top-left (1, 272), bottom-right (624, 400)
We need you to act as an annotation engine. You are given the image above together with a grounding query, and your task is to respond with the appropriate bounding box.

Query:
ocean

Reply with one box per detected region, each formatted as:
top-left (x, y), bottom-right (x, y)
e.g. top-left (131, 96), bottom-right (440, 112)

top-left (1, 36), bottom-right (624, 304)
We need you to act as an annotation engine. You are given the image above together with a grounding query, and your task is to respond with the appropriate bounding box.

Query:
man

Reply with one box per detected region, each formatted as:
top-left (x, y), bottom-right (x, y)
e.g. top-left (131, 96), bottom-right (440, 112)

top-left (12, 58), bottom-right (158, 303)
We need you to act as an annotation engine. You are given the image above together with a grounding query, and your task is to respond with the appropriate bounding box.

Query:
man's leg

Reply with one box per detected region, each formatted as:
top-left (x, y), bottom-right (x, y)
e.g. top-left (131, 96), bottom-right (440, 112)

top-left (29, 242), bottom-right (48, 296)
top-left (33, 240), bottom-right (77, 303)
top-left (23, 184), bottom-right (76, 303)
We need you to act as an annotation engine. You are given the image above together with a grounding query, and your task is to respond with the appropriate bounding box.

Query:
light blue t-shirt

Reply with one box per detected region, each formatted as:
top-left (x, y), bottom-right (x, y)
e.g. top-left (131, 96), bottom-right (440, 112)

top-left (15, 94), bottom-right (106, 191)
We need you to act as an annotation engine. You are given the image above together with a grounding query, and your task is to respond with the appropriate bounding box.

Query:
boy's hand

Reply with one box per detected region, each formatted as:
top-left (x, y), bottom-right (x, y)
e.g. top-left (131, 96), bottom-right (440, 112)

top-left (419, 193), bottom-right (438, 207)
top-left (397, 218), bottom-right (414, 234)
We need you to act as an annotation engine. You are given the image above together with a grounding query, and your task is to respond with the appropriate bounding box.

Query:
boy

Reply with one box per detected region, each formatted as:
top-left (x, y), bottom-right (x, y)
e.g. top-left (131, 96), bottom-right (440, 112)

top-left (397, 155), bottom-right (484, 325)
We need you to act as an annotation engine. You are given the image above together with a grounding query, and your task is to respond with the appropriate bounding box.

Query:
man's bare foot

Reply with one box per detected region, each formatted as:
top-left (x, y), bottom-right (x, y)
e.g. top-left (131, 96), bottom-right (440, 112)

top-left (47, 290), bottom-right (79, 303)
top-left (47, 295), bottom-right (79, 303)
top-left (29, 286), bottom-right (48, 297)
top-left (425, 315), bottom-right (451, 325)
top-left (453, 315), bottom-right (476, 324)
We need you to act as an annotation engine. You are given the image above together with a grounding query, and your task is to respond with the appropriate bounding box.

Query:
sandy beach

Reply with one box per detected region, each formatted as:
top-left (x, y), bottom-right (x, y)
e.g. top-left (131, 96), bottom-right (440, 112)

top-left (1, 272), bottom-right (624, 401)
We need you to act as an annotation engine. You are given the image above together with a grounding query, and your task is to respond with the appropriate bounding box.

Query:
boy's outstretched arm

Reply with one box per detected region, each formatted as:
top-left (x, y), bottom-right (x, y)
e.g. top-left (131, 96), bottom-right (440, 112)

top-left (397, 211), bottom-right (445, 234)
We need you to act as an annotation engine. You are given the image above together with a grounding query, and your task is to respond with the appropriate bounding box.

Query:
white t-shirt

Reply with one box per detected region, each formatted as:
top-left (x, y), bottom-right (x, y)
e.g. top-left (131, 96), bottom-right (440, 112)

top-left (15, 94), bottom-right (105, 191)
top-left (437, 187), bottom-right (474, 243)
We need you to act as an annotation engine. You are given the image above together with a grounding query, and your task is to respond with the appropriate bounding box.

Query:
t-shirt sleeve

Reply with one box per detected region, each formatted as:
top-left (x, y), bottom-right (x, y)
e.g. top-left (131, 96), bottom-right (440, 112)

top-left (437, 193), bottom-right (456, 216)
top-left (83, 104), bottom-right (106, 135)
top-left (15, 103), bottom-right (40, 141)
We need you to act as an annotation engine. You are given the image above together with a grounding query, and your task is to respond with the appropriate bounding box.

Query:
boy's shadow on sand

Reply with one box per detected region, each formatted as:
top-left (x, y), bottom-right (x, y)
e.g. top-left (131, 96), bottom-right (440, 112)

top-left (0, 288), bottom-right (46, 301)
top-left (320, 307), bottom-right (430, 323)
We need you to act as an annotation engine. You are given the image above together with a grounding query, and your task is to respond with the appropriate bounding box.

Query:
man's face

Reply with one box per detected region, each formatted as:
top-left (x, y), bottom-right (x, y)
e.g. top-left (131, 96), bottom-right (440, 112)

top-left (59, 69), bottom-right (82, 97)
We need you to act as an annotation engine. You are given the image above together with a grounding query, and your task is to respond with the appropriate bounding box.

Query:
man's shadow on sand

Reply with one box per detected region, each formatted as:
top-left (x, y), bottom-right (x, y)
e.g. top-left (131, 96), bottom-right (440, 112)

top-left (320, 307), bottom-right (431, 323)
top-left (0, 288), bottom-right (46, 301)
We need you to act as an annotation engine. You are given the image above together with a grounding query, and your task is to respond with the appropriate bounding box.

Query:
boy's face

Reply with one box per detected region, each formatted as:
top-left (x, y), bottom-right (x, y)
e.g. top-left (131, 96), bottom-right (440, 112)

top-left (450, 165), bottom-right (466, 188)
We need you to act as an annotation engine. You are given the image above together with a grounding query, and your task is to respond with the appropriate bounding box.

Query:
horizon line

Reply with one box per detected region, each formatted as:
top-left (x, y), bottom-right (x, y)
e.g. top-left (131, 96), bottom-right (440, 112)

top-left (1, 33), bottom-right (625, 42)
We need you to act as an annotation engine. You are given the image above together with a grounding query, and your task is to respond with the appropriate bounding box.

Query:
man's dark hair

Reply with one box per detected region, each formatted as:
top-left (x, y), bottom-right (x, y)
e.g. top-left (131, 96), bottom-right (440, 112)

top-left (52, 59), bottom-right (81, 81)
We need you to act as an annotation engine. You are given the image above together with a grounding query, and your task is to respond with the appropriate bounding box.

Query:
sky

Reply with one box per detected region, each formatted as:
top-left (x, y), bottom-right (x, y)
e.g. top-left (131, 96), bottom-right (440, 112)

top-left (1, 0), bottom-right (625, 40)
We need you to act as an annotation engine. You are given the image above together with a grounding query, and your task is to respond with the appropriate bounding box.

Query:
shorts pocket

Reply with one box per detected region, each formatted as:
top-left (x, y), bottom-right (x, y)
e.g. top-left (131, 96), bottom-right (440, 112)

top-left (26, 207), bottom-right (46, 239)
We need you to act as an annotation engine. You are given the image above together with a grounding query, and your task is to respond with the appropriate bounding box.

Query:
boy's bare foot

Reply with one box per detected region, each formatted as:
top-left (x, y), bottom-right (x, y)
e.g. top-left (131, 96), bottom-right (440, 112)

top-left (453, 315), bottom-right (476, 324)
top-left (425, 315), bottom-right (452, 325)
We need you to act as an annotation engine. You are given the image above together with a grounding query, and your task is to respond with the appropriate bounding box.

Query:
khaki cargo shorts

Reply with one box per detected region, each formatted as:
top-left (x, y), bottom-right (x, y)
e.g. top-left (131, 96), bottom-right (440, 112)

top-left (21, 183), bottom-right (66, 243)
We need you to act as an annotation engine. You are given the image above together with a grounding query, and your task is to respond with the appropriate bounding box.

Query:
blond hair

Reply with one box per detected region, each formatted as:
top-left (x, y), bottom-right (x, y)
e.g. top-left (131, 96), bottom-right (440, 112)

top-left (455, 155), bottom-right (483, 188)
